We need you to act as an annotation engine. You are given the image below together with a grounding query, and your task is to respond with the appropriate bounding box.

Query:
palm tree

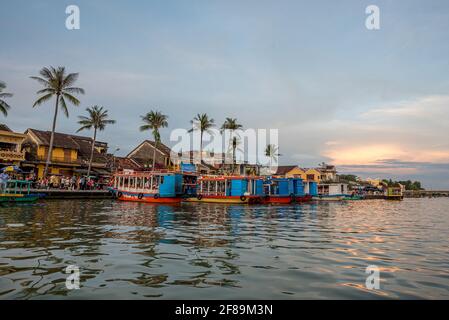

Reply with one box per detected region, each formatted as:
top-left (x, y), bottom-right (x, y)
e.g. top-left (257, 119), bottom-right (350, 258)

top-left (0, 81), bottom-right (13, 117)
top-left (221, 117), bottom-right (243, 171)
top-left (77, 106), bottom-right (116, 177)
top-left (231, 136), bottom-right (241, 173)
top-left (265, 144), bottom-right (280, 172)
top-left (188, 113), bottom-right (215, 164)
top-left (140, 111), bottom-right (168, 171)
top-left (30, 66), bottom-right (85, 178)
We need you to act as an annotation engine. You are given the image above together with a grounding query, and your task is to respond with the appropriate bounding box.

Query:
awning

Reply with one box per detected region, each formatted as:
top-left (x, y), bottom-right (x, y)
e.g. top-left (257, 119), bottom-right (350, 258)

top-left (93, 168), bottom-right (111, 176)
top-left (73, 169), bottom-right (89, 174)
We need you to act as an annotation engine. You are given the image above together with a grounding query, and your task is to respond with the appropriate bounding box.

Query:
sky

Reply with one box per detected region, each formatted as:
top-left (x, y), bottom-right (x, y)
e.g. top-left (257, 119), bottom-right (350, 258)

top-left (1, 0), bottom-right (449, 188)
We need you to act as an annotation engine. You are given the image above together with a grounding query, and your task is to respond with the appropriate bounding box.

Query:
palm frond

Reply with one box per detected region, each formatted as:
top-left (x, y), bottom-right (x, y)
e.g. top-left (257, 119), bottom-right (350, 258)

top-left (61, 92), bottom-right (81, 106)
top-left (0, 100), bottom-right (11, 116)
top-left (62, 73), bottom-right (79, 87)
top-left (32, 93), bottom-right (53, 107)
top-left (64, 87), bottom-right (85, 95)
top-left (0, 93), bottom-right (13, 99)
top-left (59, 96), bottom-right (69, 117)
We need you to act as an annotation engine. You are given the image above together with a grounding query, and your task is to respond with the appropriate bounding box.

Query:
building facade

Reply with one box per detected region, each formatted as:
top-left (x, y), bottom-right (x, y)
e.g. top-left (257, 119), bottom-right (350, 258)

top-left (0, 124), bottom-right (26, 167)
top-left (23, 129), bottom-right (109, 178)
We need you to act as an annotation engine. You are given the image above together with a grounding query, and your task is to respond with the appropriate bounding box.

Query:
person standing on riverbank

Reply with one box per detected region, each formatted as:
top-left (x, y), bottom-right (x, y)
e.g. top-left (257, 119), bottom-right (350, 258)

top-left (0, 172), bottom-right (9, 193)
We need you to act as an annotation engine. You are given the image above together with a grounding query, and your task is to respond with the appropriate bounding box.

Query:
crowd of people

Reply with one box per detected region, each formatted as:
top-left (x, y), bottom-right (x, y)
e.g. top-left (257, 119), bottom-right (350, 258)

top-left (0, 171), bottom-right (110, 191)
top-left (35, 175), bottom-right (107, 190)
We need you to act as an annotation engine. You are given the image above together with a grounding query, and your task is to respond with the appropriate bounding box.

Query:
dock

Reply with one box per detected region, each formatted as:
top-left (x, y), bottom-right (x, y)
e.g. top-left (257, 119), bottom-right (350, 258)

top-left (404, 190), bottom-right (449, 198)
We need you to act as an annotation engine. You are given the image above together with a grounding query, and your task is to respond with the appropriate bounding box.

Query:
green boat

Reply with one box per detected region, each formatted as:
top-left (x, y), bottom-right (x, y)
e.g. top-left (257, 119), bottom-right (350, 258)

top-left (0, 180), bottom-right (39, 204)
top-left (342, 194), bottom-right (365, 200)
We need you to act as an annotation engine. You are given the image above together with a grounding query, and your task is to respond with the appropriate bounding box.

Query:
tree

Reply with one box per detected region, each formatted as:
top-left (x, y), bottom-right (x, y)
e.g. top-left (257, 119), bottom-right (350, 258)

top-left (77, 106), bottom-right (116, 177)
top-left (221, 117), bottom-right (243, 172)
top-left (0, 81), bottom-right (13, 117)
top-left (30, 66), bottom-right (85, 178)
top-left (265, 144), bottom-right (280, 171)
top-left (140, 111), bottom-right (168, 171)
top-left (338, 174), bottom-right (358, 182)
top-left (188, 113), bottom-right (215, 164)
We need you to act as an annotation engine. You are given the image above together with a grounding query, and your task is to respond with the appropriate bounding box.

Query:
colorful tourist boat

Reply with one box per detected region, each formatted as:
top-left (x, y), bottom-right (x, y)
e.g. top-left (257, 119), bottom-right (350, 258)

top-left (185, 175), bottom-right (264, 204)
top-left (262, 177), bottom-right (312, 204)
top-left (0, 180), bottom-right (39, 204)
top-left (112, 171), bottom-right (184, 203)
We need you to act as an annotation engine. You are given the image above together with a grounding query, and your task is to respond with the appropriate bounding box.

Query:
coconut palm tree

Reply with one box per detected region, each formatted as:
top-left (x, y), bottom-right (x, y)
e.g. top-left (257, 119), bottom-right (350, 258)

top-left (30, 66), bottom-right (85, 178)
top-left (0, 81), bottom-right (13, 117)
top-left (265, 144), bottom-right (280, 172)
top-left (188, 113), bottom-right (215, 164)
top-left (77, 106), bottom-right (116, 177)
top-left (140, 111), bottom-right (168, 171)
top-left (231, 136), bottom-right (243, 174)
top-left (221, 117), bottom-right (243, 171)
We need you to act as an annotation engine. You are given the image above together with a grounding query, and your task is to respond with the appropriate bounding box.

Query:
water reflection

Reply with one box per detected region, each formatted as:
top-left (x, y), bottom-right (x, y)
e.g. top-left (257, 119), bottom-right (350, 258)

top-left (1, 199), bottom-right (449, 299)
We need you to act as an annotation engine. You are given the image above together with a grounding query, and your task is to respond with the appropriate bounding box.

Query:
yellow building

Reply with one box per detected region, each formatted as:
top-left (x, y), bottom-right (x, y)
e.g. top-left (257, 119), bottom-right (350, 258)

top-left (0, 124), bottom-right (26, 166)
top-left (304, 168), bottom-right (322, 183)
top-left (275, 166), bottom-right (307, 179)
top-left (274, 165), bottom-right (323, 183)
top-left (23, 129), bottom-right (109, 178)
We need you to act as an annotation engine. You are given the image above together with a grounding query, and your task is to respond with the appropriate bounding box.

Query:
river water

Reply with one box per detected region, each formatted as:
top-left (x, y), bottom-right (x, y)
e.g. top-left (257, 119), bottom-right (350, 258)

top-left (0, 198), bottom-right (448, 299)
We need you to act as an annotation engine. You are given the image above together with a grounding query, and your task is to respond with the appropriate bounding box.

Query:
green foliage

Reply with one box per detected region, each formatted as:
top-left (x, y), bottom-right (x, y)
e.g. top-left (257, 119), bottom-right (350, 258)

top-left (338, 174), bottom-right (358, 182)
top-left (382, 179), bottom-right (424, 190)
top-left (0, 81), bottom-right (13, 116)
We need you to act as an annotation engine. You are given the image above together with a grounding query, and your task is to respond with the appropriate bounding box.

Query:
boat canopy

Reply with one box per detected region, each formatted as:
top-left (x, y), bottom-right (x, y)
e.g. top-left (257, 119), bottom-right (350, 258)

top-left (196, 176), bottom-right (264, 197)
top-left (113, 172), bottom-right (183, 197)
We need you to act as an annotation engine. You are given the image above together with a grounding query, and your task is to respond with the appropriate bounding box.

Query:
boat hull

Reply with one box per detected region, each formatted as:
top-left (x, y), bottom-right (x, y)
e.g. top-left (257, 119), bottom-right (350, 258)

top-left (313, 195), bottom-right (345, 201)
top-left (116, 191), bottom-right (181, 204)
top-left (185, 195), bottom-right (262, 204)
top-left (295, 195), bottom-right (313, 203)
top-left (262, 196), bottom-right (293, 204)
top-left (0, 195), bottom-right (39, 203)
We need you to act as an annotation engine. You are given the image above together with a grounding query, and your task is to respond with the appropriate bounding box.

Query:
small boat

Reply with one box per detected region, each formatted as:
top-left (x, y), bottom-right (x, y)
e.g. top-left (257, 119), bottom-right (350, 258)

top-left (0, 180), bottom-right (39, 204)
top-left (185, 176), bottom-right (264, 204)
top-left (384, 186), bottom-right (404, 200)
top-left (112, 171), bottom-right (184, 203)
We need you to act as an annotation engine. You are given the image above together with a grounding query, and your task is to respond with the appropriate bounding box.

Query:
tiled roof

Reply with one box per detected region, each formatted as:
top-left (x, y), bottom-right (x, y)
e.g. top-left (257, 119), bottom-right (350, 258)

top-left (113, 157), bottom-right (141, 170)
top-left (26, 128), bottom-right (109, 164)
top-left (275, 165), bottom-right (300, 175)
top-left (0, 124), bottom-right (12, 132)
top-left (127, 140), bottom-right (172, 157)
top-left (27, 129), bottom-right (81, 149)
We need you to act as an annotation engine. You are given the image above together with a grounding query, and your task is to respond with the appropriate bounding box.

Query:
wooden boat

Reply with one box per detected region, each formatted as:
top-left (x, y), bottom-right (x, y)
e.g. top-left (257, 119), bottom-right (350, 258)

top-left (262, 177), bottom-right (312, 204)
top-left (112, 171), bottom-right (184, 203)
top-left (0, 180), bottom-right (39, 204)
top-left (384, 186), bottom-right (404, 200)
top-left (185, 176), bottom-right (264, 204)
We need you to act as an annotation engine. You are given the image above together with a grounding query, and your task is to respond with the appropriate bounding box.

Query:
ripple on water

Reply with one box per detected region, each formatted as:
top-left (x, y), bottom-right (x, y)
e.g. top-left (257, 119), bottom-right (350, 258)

top-left (0, 198), bottom-right (448, 299)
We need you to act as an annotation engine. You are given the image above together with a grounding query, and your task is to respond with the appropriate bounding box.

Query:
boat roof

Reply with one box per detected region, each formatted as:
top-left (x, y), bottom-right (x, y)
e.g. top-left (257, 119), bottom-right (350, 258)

top-left (114, 170), bottom-right (180, 177)
top-left (198, 175), bottom-right (264, 181)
